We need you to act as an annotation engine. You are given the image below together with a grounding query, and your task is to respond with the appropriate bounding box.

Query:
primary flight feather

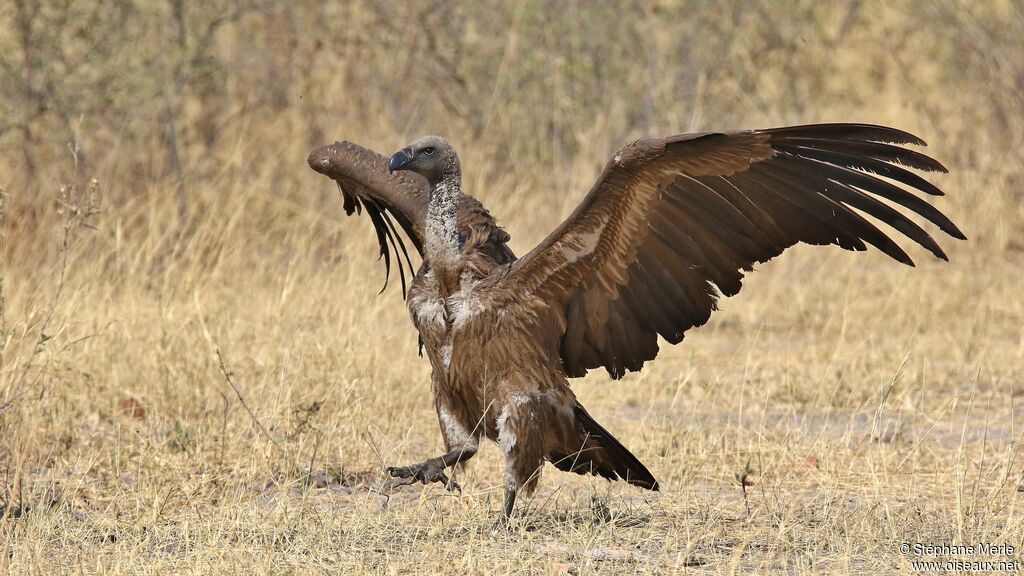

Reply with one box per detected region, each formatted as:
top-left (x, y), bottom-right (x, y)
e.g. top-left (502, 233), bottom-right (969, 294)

top-left (308, 124), bottom-right (963, 525)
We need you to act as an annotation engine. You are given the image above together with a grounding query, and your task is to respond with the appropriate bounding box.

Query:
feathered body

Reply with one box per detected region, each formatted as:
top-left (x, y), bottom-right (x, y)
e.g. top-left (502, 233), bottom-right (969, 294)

top-left (406, 140), bottom-right (657, 495)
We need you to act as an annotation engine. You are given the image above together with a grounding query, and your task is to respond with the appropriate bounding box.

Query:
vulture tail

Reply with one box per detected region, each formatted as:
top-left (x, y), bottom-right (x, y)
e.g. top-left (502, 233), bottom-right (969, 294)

top-left (550, 403), bottom-right (659, 491)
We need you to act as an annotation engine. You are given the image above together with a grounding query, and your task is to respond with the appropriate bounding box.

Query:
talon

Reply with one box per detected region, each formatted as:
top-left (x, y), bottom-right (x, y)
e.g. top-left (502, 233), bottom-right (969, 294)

top-left (444, 478), bottom-right (461, 493)
top-left (433, 471), bottom-right (460, 492)
top-left (386, 464), bottom-right (420, 479)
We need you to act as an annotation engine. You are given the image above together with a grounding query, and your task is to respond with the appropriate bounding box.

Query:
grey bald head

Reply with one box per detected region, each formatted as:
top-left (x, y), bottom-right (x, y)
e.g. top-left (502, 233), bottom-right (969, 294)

top-left (387, 136), bottom-right (460, 187)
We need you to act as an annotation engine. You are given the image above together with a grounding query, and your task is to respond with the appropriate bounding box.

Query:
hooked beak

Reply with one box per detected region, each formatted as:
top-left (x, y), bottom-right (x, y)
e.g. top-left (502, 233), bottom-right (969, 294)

top-left (388, 147), bottom-right (414, 173)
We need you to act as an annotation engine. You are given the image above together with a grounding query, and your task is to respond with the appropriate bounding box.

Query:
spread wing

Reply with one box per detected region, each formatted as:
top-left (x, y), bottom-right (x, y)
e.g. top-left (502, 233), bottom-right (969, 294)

top-left (506, 124), bottom-right (965, 379)
top-left (308, 140), bottom-right (514, 298)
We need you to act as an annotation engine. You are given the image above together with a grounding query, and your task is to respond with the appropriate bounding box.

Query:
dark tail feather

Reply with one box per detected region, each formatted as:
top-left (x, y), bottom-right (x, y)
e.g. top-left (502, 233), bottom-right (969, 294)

top-left (550, 403), bottom-right (659, 491)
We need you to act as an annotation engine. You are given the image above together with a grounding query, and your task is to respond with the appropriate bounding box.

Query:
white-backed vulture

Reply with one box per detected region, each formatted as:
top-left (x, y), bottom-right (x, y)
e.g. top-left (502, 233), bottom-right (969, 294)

top-left (307, 124), bottom-right (963, 526)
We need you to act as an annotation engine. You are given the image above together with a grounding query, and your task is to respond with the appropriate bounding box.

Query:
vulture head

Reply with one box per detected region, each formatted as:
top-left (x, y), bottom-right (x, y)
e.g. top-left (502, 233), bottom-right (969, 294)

top-left (387, 136), bottom-right (460, 187)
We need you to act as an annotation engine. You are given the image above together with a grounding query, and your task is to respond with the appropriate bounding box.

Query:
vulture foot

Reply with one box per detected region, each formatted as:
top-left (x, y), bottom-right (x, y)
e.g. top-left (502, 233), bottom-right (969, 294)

top-left (385, 460), bottom-right (461, 493)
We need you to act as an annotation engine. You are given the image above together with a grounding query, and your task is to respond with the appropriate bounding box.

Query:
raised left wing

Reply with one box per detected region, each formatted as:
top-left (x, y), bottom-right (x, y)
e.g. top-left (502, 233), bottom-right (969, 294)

top-left (308, 140), bottom-right (514, 298)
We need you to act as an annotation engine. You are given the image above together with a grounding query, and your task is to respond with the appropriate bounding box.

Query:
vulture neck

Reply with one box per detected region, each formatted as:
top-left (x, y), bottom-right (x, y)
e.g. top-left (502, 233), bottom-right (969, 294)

top-left (424, 171), bottom-right (463, 282)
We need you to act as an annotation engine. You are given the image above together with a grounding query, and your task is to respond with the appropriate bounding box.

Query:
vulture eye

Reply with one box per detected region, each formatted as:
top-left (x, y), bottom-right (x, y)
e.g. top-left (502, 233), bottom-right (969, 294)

top-left (423, 147), bottom-right (436, 156)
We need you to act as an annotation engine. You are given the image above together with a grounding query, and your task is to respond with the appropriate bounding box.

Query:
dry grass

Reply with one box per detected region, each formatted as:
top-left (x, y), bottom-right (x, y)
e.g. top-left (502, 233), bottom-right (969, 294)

top-left (2, 1), bottom-right (1024, 574)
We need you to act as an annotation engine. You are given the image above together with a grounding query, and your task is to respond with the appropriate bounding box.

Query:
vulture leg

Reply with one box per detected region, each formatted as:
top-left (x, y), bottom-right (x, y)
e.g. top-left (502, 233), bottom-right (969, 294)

top-left (385, 398), bottom-right (481, 492)
top-left (384, 445), bottom-right (477, 493)
top-left (491, 486), bottom-right (517, 532)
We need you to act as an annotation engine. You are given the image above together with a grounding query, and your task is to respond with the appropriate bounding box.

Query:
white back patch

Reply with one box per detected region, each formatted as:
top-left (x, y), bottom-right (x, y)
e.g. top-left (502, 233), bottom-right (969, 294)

top-left (410, 273), bottom-right (446, 331)
top-left (414, 298), bottom-right (446, 330)
top-left (449, 278), bottom-right (483, 329)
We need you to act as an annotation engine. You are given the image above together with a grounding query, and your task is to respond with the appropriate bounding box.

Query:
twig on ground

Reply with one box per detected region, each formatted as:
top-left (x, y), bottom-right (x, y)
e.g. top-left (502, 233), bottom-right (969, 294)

top-left (216, 348), bottom-right (282, 454)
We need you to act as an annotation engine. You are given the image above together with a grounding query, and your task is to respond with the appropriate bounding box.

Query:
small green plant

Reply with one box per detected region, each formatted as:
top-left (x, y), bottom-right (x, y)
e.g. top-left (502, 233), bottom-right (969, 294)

top-left (170, 421), bottom-right (193, 453)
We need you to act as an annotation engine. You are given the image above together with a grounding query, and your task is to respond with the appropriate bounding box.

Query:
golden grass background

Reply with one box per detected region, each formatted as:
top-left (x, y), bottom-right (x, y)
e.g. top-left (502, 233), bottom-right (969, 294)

top-left (1, 1), bottom-right (1023, 573)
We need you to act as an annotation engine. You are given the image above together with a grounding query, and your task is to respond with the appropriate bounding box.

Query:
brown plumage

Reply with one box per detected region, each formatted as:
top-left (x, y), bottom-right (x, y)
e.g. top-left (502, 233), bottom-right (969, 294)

top-left (307, 124), bottom-right (963, 525)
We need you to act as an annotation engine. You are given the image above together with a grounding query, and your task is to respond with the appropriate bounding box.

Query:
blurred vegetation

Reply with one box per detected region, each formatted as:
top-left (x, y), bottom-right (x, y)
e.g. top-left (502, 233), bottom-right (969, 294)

top-left (1, 0), bottom-right (1022, 257)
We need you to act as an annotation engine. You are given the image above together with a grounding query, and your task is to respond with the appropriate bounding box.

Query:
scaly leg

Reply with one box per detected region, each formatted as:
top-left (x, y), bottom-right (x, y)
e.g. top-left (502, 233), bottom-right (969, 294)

top-left (491, 485), bottom-right (517, 532)
top-left (386, 399), bottom-right (480, 492)
top-left (385, 445), bottom-right (477, 492)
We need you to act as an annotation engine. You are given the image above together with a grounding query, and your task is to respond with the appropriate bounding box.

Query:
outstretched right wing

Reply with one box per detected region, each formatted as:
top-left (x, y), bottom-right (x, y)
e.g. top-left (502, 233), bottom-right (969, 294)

top-left (308, 140), bottom-right (514, 299)
top-left (503, 124), bottom-right (964, 379)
